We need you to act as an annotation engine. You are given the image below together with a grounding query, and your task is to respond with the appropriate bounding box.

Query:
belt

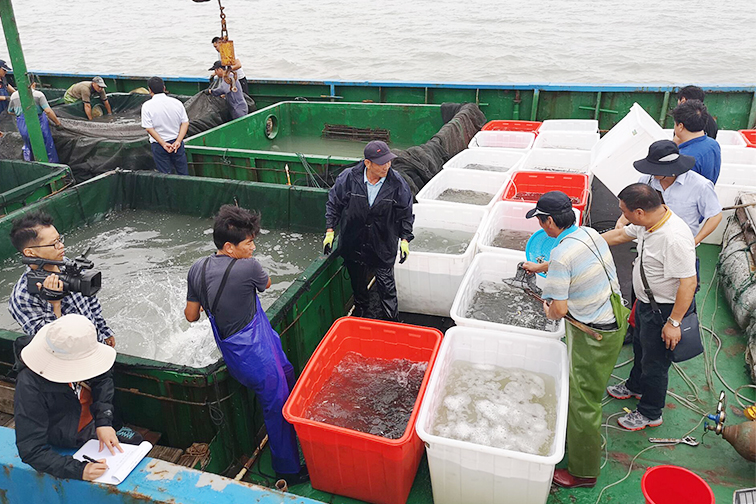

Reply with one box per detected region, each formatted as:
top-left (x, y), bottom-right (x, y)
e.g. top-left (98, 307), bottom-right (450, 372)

top-left (586, 321), bottom-right (619, 331)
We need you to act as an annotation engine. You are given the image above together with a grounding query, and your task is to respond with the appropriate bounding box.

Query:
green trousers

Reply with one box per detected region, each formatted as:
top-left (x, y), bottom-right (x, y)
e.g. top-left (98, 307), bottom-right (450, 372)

top-left (565, 321), bottom-right (625, 478)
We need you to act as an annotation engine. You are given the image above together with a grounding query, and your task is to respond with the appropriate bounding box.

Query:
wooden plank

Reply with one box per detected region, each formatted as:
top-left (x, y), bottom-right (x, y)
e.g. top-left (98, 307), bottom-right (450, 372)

top-left (147, 445), bottom-right (184, 465)
top-left (0, 412), bottom-right (12, 427)
top-left (0, 381), bottom-right (15, 415)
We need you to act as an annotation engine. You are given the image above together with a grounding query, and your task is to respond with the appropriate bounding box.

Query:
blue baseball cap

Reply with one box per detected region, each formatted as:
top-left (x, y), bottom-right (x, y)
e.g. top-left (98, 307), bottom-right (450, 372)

top-left (0, 60), bottom-right (11, 72)
top-left (364, 140), bottom-right (396, 165)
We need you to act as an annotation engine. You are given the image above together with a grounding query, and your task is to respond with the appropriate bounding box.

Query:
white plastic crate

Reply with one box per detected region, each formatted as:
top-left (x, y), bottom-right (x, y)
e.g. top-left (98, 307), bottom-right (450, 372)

top-left (517, 148), bottom-right (592, 174)
top-left (538, 119), bottom-right (598, 133)
top-left (395, 203), bottom-right (487, 316)
top-left (477, 201), bottom-right (580, 255)
top-left (532, 131), bottom-right (599, 151)
top-left (416, 169), bottom-right (510, 212)
top-left (721, 145), bottom-right (756, 165)
top-left (591, 103), bottom-right (668, 196)
top-left (468, 131), bottom-right (535, 150)
top-left (450, 252), bottom-right (566, 338)
top-left (416, 326), bottom-right (569, 504)
top-left (717, 130), bottom-right (747, 148)
top-left (718, 163), bottom-right (756, 186)
top-left (703, 185), bottom-right (756, 245)
top-left (443, 148), bottom-right (525, 173)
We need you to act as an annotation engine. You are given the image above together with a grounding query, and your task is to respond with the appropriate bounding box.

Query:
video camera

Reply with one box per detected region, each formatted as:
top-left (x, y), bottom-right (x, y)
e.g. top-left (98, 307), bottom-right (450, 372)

top-left (23, 247), bottom-right (102, 300)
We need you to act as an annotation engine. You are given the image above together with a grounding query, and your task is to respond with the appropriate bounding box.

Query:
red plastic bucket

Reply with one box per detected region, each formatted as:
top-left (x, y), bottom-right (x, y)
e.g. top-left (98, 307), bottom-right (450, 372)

top-left (482, 120), bottom-right (542, 134)
top-left (641, 465), bottom-right (714, 504)
top-left (740, 129), bottom-right (756, 148)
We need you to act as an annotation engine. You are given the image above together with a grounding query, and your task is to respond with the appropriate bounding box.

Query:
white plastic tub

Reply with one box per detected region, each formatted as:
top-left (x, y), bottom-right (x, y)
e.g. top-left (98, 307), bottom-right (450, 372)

top-left (721, 146), bottom-right (756, 165)
top-left (532, 131), bottom-right (599, 151)
top-left (538, 119), bottom-right (598, 133)
top-left (443, 148), bottom-right (525, 173)
top-left (477, 201), bottom-right (581, 255)
top-left (717, 130), bottom-right (748, 148)
top-left (717, 163), bottom-right (756, 186)
top-left (450, 252), bottom-right (566, 338)
top-left (517, 148), bottom-right (592, 174)
top-left (702, 185), bottom-right (756, 245)
top-left (395, 203), bottom-right (487, 316)
top-left (468, 131), bottom-right (535, 150)
top-left (416, 169), bottom-right (510, 212)
top-left (416, 326), bottom-right (569, 504)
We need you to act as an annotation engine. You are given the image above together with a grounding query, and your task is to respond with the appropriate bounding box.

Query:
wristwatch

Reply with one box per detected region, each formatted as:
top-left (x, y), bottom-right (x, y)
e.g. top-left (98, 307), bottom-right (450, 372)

top-left (667, 317), bottom-right (681, 328)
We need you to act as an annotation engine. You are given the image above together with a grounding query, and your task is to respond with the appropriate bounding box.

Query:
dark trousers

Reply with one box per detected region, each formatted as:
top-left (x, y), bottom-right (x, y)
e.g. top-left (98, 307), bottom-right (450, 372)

top-left (625, 301), bottom-right (673, 420)
top-left (151, 139), bottom-right (188, 175)
top-left (345, 260), bottom-right (398, 321)
top-left (239, 77), bottom-right (249, 96)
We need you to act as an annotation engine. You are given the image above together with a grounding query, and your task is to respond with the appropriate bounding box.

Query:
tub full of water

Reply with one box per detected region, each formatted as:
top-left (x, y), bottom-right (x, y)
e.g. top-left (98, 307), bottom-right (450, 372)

top-left (443, 148), bottom-right (525, 173)
top-left (416, 169), bottom-right (510, 211)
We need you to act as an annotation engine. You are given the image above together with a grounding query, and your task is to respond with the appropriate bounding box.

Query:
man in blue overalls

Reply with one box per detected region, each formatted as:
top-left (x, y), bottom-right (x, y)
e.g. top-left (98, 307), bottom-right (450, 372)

top-left (184, 205), bottom-right (307, 485)
top-left (0, 60), bottom-right (16, 116)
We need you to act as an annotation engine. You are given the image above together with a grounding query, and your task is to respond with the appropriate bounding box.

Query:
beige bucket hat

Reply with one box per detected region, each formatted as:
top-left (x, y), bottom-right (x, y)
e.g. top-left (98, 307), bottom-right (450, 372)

top-left (21, 314), bottom-right (116, 383)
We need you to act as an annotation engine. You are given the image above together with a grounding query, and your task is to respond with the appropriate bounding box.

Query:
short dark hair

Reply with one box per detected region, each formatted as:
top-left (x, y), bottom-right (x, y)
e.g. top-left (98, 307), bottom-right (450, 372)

top-left (211, 36), bottom-right (221, 44)
top-left (677, 85), bottom-right (705, 102)
top-left (10, 211), bottom-right (55, 252)
top-left (213, 205), bottom-right (261, 249)
top-left (537, 210), bottom-right (576, 230)
top-left (147, 76), bottom-right (165, 94)
top-left (618, 183), bottom-right (662, 212)
top-left (672, 99), bottom-right (708, 132)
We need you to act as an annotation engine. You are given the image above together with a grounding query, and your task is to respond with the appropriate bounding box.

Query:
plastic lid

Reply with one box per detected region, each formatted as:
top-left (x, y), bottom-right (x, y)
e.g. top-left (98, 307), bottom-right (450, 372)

top-left (525, 229), bottom-right (559, 277)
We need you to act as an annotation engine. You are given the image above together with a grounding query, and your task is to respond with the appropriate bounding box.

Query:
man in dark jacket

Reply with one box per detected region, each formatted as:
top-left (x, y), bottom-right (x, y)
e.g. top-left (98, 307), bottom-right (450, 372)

top-left (14, 314), bottom-right (124, 481)
top-left (323, 140), bottom-right (414, 320)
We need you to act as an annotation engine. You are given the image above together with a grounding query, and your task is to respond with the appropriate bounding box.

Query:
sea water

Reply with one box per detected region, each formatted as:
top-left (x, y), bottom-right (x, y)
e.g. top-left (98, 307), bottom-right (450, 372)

top-left (436, 189), bottom-right (494, 206)
top-left (0, 209), bottom-right (321, 368)
top-left (490, 229), bottom-right (532, 251)
top-left (431, 361), bottom-right (557, 456)
top-left (411, 227), bottom-right (476, 255)
top-left (305, 352), bottom-right (428, 439)
top-left (464, 280), bottom-right (559, 332)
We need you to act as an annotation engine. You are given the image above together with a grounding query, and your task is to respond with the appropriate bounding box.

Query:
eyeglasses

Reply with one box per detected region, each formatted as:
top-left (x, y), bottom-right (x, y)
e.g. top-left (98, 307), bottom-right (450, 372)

top-left (27, 235), bottom-right (65, 249)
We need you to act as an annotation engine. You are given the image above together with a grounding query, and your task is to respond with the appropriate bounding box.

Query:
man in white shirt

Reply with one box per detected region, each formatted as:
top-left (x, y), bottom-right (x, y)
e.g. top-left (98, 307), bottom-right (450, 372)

top-left (140, 77), bottom-right (190, 175)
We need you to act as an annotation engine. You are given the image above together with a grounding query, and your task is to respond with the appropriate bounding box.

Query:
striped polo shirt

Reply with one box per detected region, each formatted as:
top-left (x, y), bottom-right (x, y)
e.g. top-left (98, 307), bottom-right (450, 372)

top-left (541, 226), bottom-right (620, 325)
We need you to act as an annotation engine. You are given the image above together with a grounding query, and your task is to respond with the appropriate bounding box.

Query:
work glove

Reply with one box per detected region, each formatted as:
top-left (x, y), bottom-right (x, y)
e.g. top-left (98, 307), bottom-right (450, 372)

top-left (323, 230), bottom-right (334, 255)
top-left (399, 239), bottom-right (410, 264)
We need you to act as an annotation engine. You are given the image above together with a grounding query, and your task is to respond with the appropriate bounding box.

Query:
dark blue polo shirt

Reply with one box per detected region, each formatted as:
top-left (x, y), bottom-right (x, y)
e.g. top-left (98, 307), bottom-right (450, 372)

top-left (679, 135), bottom-right (721, 184)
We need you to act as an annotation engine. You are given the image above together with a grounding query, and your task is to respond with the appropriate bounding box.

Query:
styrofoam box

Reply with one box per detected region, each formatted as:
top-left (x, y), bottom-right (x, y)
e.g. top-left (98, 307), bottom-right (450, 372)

top-left (703, 184), bottom-right (756, 245)
top-left (416, 169), bottom-right (510, 212)
top-left (717, 163), bottom-right (756, 186)
top-left (538, 119), bottom-right (598, 133)
top-left (591, 103), bottom-right (668, 196)
top-left (517, 148), bottom-right (592, 174)
top-left (443, 148), bottom-right (525, 173)
top-left (722, 146), bottom-right (756, 165)
top-left (532, 131), bottom-right (599, 151)
top-left (415, 326), bottom-right (569, 504)
top-left (395, 203), bottom-right (487, 317)
top-left (450, 252), bottom-right (566, 338)
top-left (477, 201), bottom-right (581, 255)
top-left (468, 131), bottom-right (536, 150)
top-left (717, 130), bottom-right (747, 148)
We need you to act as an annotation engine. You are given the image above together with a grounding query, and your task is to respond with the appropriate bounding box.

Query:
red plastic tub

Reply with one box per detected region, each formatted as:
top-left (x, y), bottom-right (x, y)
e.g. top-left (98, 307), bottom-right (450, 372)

top-left (283, 317), bottom-right (442, 504)
top-left (502, 171), bottom-right (590, 223)
top-left (482, 120), bottom-right (542, 134)
top-left (740, 129), bottom-right (756, 148)
top-left (641, 465), bottom-right (714, 504)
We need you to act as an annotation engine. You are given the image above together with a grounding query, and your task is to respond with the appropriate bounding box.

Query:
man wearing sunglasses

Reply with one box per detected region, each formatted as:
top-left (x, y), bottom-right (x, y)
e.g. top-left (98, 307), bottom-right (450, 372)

top-left (8, 211), bottom-right (116, 347)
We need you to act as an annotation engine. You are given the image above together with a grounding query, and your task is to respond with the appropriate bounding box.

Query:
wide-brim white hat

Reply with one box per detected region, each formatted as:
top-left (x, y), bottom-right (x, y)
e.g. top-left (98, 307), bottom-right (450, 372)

top-left (21, 314), bottom-right (116, 383)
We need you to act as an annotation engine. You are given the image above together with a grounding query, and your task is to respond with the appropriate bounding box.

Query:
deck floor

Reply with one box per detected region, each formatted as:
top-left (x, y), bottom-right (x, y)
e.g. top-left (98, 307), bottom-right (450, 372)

top-left (244, 244), bottom-right (756, 503)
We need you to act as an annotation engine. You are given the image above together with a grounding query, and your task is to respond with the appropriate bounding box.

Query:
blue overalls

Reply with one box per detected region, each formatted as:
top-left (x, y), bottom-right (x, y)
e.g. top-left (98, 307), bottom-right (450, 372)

top-left (16, 111), bottom-right (59, 163)
top-left (200, 257), bottom-right (301, 475)
top-left (0, 78), bottom-right (9, 115)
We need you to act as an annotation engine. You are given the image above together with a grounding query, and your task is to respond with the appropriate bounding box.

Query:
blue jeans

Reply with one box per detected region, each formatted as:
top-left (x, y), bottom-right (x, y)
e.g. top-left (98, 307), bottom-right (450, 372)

top-left (150, 140), bottom-right (188, 175)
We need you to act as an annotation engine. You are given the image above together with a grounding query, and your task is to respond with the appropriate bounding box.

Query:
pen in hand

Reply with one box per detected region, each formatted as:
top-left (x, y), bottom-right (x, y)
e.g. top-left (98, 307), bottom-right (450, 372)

top-left (83, 454), bottom-right (106, 465)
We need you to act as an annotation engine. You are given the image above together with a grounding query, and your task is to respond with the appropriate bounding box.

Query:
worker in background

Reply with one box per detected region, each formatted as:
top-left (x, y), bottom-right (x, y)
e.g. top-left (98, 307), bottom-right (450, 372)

top-left (677, 86), bottom-right (718, 139)
top-left (602, 184), bottom-right (697, 431)
top-left (207, 61), bottom-right (248, 120)
top-left (14, 314), bottom-right (142, 481)
top-left (184, 205), bottom-right (308, 486)
top-left (62, 77), bottom-right (112, 120)
top-left (211, 37), bottom-right (248, 95)
top-left (672, 100), bottom-right (721, 184)
top-left (0, 60), bottom-right (16, 115)
top-left (8, 75), bottom-right (61, 163)
top-left (522, 191), bottom-right (627, 489)
top-left (141, 76), bottom-right (190, 175)
top-left (324, 140), bottom-right (414, 321)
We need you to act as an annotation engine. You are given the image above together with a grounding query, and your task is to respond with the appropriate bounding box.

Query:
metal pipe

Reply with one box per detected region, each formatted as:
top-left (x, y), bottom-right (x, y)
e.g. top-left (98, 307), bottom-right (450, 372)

top-left (234, 434), bottom-right (268, 481)
top-left (659, 91), bottom-right (671, 127)
top-left (0, 0), bottom-right (48, 162)
top-left (530, 89), bottom-right (540, 121)
top-left (748, 90), bottom-right (756, 129)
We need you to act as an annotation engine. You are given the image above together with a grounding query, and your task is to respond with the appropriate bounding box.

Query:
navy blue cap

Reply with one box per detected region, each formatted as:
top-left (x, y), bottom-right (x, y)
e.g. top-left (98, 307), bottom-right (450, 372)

top-left (364, 140), bottom-right (396, 165)
top-left (526, 191), bottom-right (573, 219)
top-left (0, 60), bottom-right (11, 72)
top-left (208, 60), bottom-right (224, 71)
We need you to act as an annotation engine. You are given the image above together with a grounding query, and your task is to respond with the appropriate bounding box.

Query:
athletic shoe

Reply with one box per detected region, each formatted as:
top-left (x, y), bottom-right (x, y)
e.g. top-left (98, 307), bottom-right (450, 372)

top-left (606, 382), bottom-right (642, 400)
top-left (617, 410), bottom-right (663, 431)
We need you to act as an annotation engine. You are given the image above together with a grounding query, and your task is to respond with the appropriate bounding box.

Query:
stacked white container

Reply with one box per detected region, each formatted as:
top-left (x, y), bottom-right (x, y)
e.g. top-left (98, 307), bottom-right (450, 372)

top-left (532, 131), bottom-right (600, 151)
top-left (538, 119), bottom-right (598, 133)
top-left (468, 131), bottom-right (535, 150)
top-left (717, 130), bottom-right (748, 148)
top-left (517, 148), bottom-right (592, 174)
top-left (722, 146), bottom-right (756, 165)
top-left (415, 169), bottom-right (510, 212)
top-left (443, 148), bottom-right (525, 173)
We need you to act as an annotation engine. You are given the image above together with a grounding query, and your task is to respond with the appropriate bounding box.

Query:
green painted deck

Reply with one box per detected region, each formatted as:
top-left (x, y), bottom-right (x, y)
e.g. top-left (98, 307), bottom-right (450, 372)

top-left (243, 244), bottom-right (755, 503)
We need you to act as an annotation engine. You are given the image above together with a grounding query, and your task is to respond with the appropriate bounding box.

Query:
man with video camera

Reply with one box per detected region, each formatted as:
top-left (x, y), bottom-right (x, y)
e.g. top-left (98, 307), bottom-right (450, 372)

top-left (8, 211), bottom-right (115, 347)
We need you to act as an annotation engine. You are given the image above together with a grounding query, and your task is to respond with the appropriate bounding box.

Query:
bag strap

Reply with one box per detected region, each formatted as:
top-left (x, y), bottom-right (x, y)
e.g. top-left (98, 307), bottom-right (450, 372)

top-left (638, 240), bottom-right (664, 318)
top-left (200, 256), bottom-right (238, 317)
top-left (560, 228), bottom-right (618, 296)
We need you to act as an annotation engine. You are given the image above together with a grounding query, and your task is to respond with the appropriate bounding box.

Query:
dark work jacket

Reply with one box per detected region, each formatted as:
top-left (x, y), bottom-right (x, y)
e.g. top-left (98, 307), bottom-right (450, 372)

top-left (704, 114), bottom-right (718, 140)
top-left (13, 335), bottom-right (115, 480)
top-left (325, 162), bottom-right (414, 268)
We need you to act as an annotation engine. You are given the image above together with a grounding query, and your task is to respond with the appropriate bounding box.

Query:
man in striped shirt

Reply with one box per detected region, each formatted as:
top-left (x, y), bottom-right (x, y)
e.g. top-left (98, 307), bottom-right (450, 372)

top-left (523, 191), bottom-right (625, 489)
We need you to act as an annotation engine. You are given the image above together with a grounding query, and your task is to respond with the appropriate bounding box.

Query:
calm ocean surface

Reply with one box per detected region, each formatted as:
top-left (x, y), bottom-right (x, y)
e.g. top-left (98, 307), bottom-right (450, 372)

top-left (1, 0), bottom-right (754, 84)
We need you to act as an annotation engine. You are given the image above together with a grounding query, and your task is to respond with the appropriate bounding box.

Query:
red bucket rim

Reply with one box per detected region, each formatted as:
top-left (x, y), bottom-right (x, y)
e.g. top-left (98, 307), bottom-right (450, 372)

top-left (641, 465), bottom-right (714, 504)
